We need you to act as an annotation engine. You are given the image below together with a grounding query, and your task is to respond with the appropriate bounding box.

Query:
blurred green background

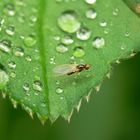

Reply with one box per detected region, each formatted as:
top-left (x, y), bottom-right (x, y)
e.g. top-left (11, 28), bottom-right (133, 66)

top-left (0, 53), bottom-right (140, 140)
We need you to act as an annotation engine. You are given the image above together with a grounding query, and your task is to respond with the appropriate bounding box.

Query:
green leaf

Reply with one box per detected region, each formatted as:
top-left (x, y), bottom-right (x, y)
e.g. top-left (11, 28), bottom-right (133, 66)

top-left (0, 0), bottom-right (140, 123)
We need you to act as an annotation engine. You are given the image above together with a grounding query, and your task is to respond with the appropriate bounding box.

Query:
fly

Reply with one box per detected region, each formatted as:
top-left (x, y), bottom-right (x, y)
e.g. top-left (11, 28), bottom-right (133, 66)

top-left (53, 64), bottom-right (91, 76)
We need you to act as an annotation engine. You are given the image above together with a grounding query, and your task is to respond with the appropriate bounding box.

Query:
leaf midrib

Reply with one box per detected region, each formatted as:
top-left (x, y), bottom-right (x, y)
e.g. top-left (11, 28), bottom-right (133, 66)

top-left (38, 0), bottom-right (50, 117)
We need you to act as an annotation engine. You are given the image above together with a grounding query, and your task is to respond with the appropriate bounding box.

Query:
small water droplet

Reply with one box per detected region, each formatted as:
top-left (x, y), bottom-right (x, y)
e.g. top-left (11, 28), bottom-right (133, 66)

top-left (25, 55), bottom-right (32, 62)
top-left (10, 71), bottom-right (16, 78)
top-left (0, 19), bottom-right (5, 31)
top-left (24, 35), bottom-right (36, 47)
top-left (23, 83), bottom-right (30, 92)
top-left (56, 44), bottom-right (68, 53)
top-left (86, 9), bottom-right (97, 19)
top-left (3, 3), bottom-right (16, 16)
top-left (85, 0), bottom-right (96, 4)
top-left (14, 47), bottom-right (24, 57)
top-left (73, 47), bottom-right (85, 58)
top-left (33, 80), bottom-right (42, 92)
top-left (76, 27), bottom-right (91, 40)
top-left (99, 20), bottom-right (107, 27)
top-left (0, 70), bottom-right (9, 89)
top-left (56, 87), bottom-right (64, 94)
top-left (0, 39), bottom-right (12, 53)
top-left (49, 57), bottom-right (56, 64)
top-left (8, 61), bottom-right (16, 69)
top-left (113, 8), bottom-right (119, 16)
top-left (61, 36), bottom-right (74, 45)
top-left (5, 25), bottom-right (15, 36)
top-left (58, 11), bottom-right (81, 33)
top-left (92, 37), bottom-right (105, 49)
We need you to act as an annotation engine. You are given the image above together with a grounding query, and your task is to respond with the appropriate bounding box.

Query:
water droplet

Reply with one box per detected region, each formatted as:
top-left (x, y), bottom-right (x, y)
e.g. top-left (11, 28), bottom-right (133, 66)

top-left (56, 87), bottom-right (64, 94)
top-left (0, 70), bottom-right (9, 89)
top-left (49, 57), bottom-right (56, 64)
top-left (58, 11), bottom-right (81, 33)
top-left (85, 0), bottom-right (96, 4)
top-left (0, 19), bottom-right (5, 31)
top-left (33, 80), bottom-right (42, 92)
top-left (99, 20), bottom-right (107, 27)
top-left (113, 8), bottom-right (119, 16)
top-left (86, 9), bottom-right (97, 19)
top-left (5, 25), bottom-right (15, 36)
top-left (61, 36), bottom-right (74, 45)
top-left (8, 61), bottom-right (16, 69)
top-left (76, 27), bottom-right (91, 40)
top-left (23, 83), bottom-right (30, 92)
top-left (3, 4), bottom-right (16, 16)
top-left (30, 15), bottom-right (38, 23)
top-left (56, 44), bottom-right (68, 53)
top-left (92, 37), bottom-right (105, 49)
top-left (73, 47), bottom-right (85, 58)
top-left (14, 47), bottom-right (24, 57)
top-left (25, 55), bottom-right (32, 62)
top-left (0, 39), bottom-right (12, 53)
top-left (10, 71), bottom-right (16, 78)
top-left (24, 35), bottom-right (36, 47)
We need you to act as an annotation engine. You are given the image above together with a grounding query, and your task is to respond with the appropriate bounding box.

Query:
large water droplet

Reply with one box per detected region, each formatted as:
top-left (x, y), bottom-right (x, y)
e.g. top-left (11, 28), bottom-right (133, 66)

top-left (92, 37), bottom-right (105, 49)
top-left (24, 35), bottom-right (36, 47)
top-left (76, 27), bottom-right (91, 40)
top-left (86, 9), bottom-right (97, 19)
top-left (0, 39), bottom-right (12, 53)
top-left (73, 47), bottom-right (85, 58)
top-left (56, 44), bottom-right (68, 53)
top-left (0, 70), bottom-right (9, 89)
top-left (58, 11), bottom-right (81, 33)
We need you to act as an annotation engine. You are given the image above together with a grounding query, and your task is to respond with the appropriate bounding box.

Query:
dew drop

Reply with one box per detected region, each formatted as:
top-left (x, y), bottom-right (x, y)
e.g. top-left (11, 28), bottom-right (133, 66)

top-left (56, 87), bottom-right (64, 94)
top-left (0, 19), bottom-right (5, 31)
top-left (113, 8), bottom-right (119, 16)
top-left (99, 20), bottom-right (107, 27)
top-left (25, 55), bottom-right (32, 62)
top-left (86, 9), bottom-right (97, 19)
top-left (61, 36), bottom-right (74, 45)
top-left (92, 37), bottom-right (105, 49)
top-left (23, 83), bottom-right (30, 92)
top-left (56, 44), bottom-right (68, 53)
top-left (58, 11), bottom-right (81, 33)
top-left (3, 4), bottom-right (16, 16)
top-left (85, 0), bottom-right (96, 4)
top-left (49, 57), bottom-right (56, 64)
top-left (33, 80), bottom-right (42, 92)
top-left (5, 25), bottom-right (15, 36)
top-left (10, 71), bottom-right (16, 78)
top-left (73, 47), bottom-right (85, 58)
top-left (0, 70), bottom-right (9, 89)
top-left (14, 47), bottom-right (24, 57)
top-left (76, 27), bottom-right (91, 40)
top-left (8, 61), bottom-right (16, 69)
top-left (0, 39), bottom-right (12, 53)
top-left (24, 35), bottom-right (36, 47)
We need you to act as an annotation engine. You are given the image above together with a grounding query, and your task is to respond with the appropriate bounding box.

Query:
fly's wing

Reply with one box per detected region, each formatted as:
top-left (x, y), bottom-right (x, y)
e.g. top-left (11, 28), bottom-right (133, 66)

top-left (53, 64), bottom-right (77, 76)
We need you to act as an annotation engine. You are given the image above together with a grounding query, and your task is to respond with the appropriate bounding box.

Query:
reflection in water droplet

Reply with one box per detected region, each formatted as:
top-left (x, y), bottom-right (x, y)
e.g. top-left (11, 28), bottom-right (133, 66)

top-left (76, 27), bottom-right (91, 40)
top-left (24, 35), bottom-right (36, 47)
top-left (61, 36), bottom-right (74, 45)
top-left (0, 70), bottom-right (9, 89)
top-left (5, 25), bottom-right (15, 36)
top-left (56, 44), bottom-right (68, 53)
top-left (3, 4), bottom-right (16, 16)
top-left (56, 87), bottom-right (64, 94)
top-left (0, 39), bottom-right (12, 53)
top-left (86, 9), bottom-right (97, 19)
top-left (14, 47), bottom-right (24, 57)
top-left (92, 37), bottom-right (105, 49)
top-left (58, 11), bottom-right (81, 33)
top-left (33, 80), bottom-right (42, 92)
top-left (85, 0), bottom-right (96, 4)
top-left (73, 47), bottom-right (85, 58)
